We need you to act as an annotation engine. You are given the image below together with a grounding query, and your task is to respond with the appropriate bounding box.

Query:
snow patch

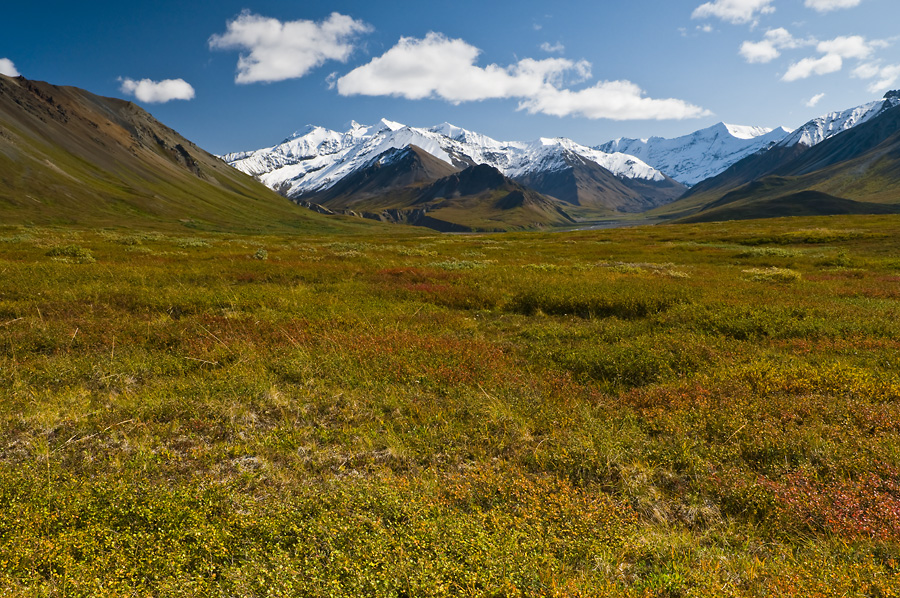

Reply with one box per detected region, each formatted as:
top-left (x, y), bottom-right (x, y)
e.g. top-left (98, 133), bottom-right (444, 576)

top-left (780, 97), bottom-right (900, 148)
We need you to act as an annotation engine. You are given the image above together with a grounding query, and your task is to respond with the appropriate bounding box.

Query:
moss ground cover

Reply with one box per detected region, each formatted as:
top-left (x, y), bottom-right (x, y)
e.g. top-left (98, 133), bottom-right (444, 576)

top-left (1, 215), bottom-right (900, 596)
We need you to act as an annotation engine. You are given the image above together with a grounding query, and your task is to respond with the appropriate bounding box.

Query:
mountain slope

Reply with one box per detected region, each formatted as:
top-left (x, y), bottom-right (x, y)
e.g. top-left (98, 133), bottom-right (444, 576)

top-left (301, 147), bottom-right (576, 231)
top-left (679, 190), bottom-right (900, 223)
top-left (412, 164), bottom-right (577, 231)
top-left (597, 122), bottom-right (790, 186)
top-left (504, 138), bottom-right (686, 212)
top-left (663, 97), bottom-right (900, 222)
top-left (656, 95), bottom-right (900, 220)
top-left (0, 74), bottom-right (359, 232)
top-left (305, 145), bottom-right (460, 210)
top-left (778, 98), bottom-right (897, 148)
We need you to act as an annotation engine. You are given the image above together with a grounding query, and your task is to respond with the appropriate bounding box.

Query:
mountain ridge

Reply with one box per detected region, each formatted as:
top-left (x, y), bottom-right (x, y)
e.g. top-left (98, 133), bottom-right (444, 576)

top-left (223, 119), bottom-right (693, 215)
top-left (0, 74), bottom-right (362, 232)
top-left (596, 122), bottom-right (791, 186)
top-left (660, 94), bottom-right (900, 222)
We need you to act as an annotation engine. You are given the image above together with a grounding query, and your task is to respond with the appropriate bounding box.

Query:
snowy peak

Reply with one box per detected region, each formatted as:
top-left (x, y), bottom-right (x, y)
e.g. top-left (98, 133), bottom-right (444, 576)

top-left (596, 122), bottom-right (791, 186)
top-left (780, 97), bottom-right (900, 148)
top-left (509, 137), bottom-right (666, 182)
top-left (722, 123), bottom-right (777, 140)
top-left (224, 119), bottom-right (670, 199)
top-left (377, 118), bottom-right (405, 132)
top-left (428, 122), bottom-right (469, 140)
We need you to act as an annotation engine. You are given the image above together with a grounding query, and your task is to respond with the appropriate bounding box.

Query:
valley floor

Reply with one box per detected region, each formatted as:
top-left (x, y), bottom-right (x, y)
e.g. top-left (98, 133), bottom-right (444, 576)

top-left (1, 216), bottom-right (900, 596)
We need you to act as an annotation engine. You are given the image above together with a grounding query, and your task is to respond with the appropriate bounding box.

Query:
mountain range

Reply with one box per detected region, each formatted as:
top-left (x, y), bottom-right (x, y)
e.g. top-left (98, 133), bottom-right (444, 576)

top-left (223, 119), bottom-right (691, 228)
top-left (223, 93), bottom-right (900, 227)
top-left (663, 93), bottom-right (900, 222)
top-left (596, 123), bottom-right (791, 186)
top-left (2, 72), bottom-right (899, 231)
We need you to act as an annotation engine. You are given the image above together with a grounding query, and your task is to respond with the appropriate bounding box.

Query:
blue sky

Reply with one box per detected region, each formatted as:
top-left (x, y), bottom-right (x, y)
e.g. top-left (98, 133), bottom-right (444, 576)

top-left (2, 0), bottom-right (898, 154)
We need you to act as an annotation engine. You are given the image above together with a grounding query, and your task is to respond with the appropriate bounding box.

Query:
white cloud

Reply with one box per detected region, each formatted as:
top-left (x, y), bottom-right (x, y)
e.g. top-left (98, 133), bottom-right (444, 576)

top-left (740, 28), bottom-right (817, 64)
top-left (119, 78), bottom-right (196, 103)
top-left (692, 0), bottom-right (775, 24)
top-left (782, 35), bottom-right (887, 81)
top-left (337, 34), bottom-right (589, 102)
top-left (852, 62), bottom-right (881, 79)
top-left (209, 11), bottom-right (371, 84)
top-left (518, 80), bottom-right (713, 120)
top-left (336, 33), bottom-right (710, 121)
top-left (853, 62), bottom-right (900, 93)
top-left (0, 58), bottom-right (20, 77)
top-left (817, 35), bottom-right (876, 60)
top-left (540, 42), bottom-right (565, 54)
top-left (806, 92), bottom-right (826, 107)
top-left (698, 24), bottom-right (714, 33)
top-left (804, 0), bottom-right (862, 12)
top-left (782, 54), bottom-right (843, 81)
top-left (869, 65), bottom-right (900, 93)
top-left (740, 39), bottom-right (781, 63)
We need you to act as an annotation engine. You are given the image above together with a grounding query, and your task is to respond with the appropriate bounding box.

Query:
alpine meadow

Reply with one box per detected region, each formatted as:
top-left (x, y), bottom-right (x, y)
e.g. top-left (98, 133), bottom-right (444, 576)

top-left (2, 218), bottom-right (900, 596)
top-left (4, 0), bottom-right (900, 596)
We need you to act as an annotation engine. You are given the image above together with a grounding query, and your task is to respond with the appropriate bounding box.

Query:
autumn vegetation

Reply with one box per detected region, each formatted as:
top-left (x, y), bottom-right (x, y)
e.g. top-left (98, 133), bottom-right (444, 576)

top-left (1, 215), bottom-right (900, 596)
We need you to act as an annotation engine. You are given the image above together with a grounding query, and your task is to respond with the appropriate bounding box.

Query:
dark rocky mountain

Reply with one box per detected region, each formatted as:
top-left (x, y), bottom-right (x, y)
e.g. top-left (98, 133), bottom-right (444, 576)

top-left (303, 149), bottom-right (577, 231)
top-left (303, 145), bottom-right (459, 210)
top-left (298, 141), bottom-right (685, 223)
top-left (513, 148), bottom-right (686, 214)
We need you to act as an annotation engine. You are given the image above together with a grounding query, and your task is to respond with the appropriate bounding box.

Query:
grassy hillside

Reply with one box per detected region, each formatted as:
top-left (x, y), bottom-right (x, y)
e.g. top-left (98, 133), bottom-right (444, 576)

top-left (679, 189), bottom-right (900, 223)
top-left (653, 103), bottom-right (900, 223)
top-left (0, 75), bottom-right (373, 234)
top-left (2, 217), bottom-right (900, 596)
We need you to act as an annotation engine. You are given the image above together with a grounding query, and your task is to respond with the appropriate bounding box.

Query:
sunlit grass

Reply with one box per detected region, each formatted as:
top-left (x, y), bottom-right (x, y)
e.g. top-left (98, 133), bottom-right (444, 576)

top-left (1, 215), bottom-right (900, 596)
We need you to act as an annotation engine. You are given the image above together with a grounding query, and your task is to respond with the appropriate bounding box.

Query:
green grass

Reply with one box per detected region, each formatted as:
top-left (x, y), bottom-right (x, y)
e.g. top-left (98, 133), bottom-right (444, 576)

top-left (2, 215), bottom-right (900, 596)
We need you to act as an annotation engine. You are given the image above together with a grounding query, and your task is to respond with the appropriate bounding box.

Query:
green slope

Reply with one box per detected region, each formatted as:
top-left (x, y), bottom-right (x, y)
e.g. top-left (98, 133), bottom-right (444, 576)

top-left (0, 75), bottom-right (375, 233)
top-left (679, 190), bottom-right (900, 223)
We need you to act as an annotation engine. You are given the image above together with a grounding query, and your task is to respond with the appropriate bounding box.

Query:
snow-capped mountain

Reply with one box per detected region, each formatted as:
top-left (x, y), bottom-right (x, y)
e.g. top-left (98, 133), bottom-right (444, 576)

top-left (669, 91), bottom-right (900, 219)
top-left (778, 96), bottom-right (900, 148)
top-left (223, 119), bottom-right (669, 200)
top-left (597, 123), bottom-right (791, 186)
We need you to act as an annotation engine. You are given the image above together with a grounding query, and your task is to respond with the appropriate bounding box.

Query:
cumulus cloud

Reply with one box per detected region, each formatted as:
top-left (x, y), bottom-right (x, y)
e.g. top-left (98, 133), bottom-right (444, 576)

top-left (817, 35), bottom-right (878, 60)
top-left (336, 33), bottom-right (709, 121)
top-left (209, 11), bottom-right (372, 84)
top-left (804, 0), bottom-right (862, 12)
top-left (119, 78), bottom-right (196, 103)
top-left (517, 80), bottom-right (714, 120)
top-left (0, 58), bottom-right (20, 77)
top-left (782, 35), bottom-right (885, 81)
top-left (853, 62), bottom-right (900, 93)
top-left (740, 39), bottom-right (781, 63)
top-left (692, 0), bottom-right (775, 25)
top-left (337, 34), bottom-right (590, 102)
top-left (806, 92), bottom-right (826, 107)
top-left (540, 42), bottom-right (565, 54)
top-left (852, 62), bottom-right (882, 80)
top-left (740, 28), bottom-right (815, 63)
top-left (782, 54), bottom-right (844, 81)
